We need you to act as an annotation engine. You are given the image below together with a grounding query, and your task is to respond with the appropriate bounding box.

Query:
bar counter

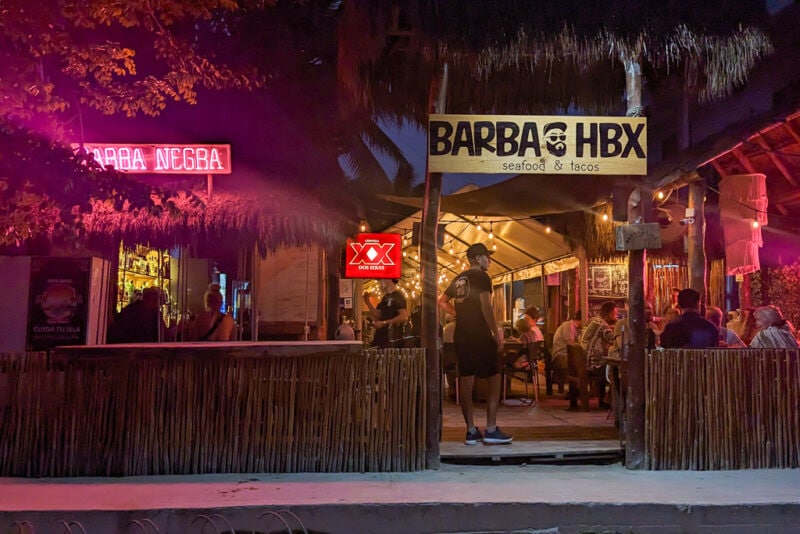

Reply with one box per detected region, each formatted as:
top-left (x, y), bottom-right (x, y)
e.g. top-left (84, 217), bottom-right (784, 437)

top-left (1, 343), bottom-right (426, 477)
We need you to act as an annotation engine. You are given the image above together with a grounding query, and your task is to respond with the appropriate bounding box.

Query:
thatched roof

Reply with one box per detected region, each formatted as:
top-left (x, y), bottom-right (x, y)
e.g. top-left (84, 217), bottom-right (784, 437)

top-left (79, 182), bottom-right (352, 257)
top-left (338, 1), bottom-right (774, 122)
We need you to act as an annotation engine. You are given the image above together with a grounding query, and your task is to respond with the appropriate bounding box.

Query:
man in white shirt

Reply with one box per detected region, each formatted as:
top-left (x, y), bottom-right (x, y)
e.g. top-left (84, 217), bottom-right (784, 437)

top-left (550, 311), bottom-right (582, 393)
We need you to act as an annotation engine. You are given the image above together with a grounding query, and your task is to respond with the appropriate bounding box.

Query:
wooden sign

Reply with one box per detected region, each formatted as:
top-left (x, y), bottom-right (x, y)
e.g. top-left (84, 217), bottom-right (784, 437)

top-left (615, 223), bottom-right (662, 251)
top-left (428, 114), bottom-right (647, 175)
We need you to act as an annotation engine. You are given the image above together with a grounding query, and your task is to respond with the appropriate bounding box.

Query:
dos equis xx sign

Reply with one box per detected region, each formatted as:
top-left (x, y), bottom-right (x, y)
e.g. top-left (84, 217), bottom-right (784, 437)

top-left (428, 114), bottom-right (647, 175)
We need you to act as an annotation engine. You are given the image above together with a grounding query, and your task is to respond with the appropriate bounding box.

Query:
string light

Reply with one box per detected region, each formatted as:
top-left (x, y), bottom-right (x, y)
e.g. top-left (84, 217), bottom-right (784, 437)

top-left (752, 221), bottom-right (760, 229)
top-left (545, 226), bottom-right (551, 233)
top-left (488, 222), bottom-right (494, 240)
top-left (449, 241), bottom-right (454, 255)
top-left (656, 191), bottom-right (665, 200)
top-left (493, 243), bottom-right (497, 250)
top-left (476, 221), bottom-right (483, 231)
top-left (360, 221), bottom-right (366, 232)
top-left (602, 213), bottom-right (609, 222)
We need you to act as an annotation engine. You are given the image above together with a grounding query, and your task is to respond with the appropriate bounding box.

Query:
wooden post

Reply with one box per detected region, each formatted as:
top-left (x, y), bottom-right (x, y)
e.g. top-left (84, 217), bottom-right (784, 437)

top-left (325, 246), bottom-right (342, 340)
top-left (576, 246), bottom-right (589, 325)
top-left (623, 54), bottom-right (647, 470)
top-left (687, 179), bottom-right (707, 299)
top-left (421, 62), bottom-right (448, 469)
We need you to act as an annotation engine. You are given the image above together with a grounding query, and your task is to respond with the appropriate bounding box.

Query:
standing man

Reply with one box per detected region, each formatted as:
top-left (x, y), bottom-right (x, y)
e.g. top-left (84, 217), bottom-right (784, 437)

top-left (659, 288), bottom-right (719, 349)
top-left (438, 243), bottom-right (513, 446)
top-left (363, 278), bottom-right (408, 348)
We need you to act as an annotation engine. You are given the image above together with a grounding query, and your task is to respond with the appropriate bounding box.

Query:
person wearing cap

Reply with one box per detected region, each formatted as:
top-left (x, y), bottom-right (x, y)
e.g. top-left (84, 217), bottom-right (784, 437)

top-left (438, 242), bottom-right (513, 446)
top-left (363, 278), bottom-right (408, 348)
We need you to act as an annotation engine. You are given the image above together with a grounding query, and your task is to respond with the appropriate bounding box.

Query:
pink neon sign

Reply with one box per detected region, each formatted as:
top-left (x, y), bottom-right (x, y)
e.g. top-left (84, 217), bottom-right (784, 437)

top-left (72, 143), bottom-right (232, 174)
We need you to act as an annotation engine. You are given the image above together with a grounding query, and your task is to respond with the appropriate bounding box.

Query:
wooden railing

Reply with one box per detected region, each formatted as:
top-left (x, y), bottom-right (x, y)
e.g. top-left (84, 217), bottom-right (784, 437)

top-left (0, 347), bottom-right (426, 476)
top-left (646, 348), bottom-right (800, 470)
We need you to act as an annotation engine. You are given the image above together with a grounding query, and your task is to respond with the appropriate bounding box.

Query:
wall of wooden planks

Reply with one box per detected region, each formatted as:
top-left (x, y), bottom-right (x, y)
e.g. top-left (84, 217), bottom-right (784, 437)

top-left (645, 348), bottom-right (800, 470)
top-left (0, 348), bottom-right (426, 476)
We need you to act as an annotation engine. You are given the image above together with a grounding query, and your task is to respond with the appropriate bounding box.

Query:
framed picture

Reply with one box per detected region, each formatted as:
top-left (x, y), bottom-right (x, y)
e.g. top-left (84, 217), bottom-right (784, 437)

top-left (588, 263), bottom-right (628, 298)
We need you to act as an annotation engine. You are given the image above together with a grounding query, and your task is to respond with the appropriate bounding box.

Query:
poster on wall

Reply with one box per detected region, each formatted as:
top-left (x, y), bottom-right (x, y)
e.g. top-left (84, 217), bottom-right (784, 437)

top-left (27, 257), bottom-right (91, 351)
top-left (588, 263), bottom-right (628, 298)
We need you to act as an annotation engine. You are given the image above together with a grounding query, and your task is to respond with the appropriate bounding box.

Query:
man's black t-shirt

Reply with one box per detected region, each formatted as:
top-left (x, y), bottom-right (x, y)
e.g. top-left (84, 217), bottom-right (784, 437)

top-left (444, 268), bottom-right (493, 343)
top-left (373, 289), bottom-right (407, 348)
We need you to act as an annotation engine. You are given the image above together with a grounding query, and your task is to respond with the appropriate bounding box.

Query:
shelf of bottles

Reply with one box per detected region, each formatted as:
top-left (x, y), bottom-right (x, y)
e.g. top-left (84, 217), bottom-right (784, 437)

top-left (117, 244), bottom-right (172, 315)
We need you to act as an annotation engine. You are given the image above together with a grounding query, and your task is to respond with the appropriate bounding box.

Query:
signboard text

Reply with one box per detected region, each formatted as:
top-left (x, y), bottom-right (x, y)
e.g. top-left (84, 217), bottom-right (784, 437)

top-left (72, 143), bottom-right (232, 174)
top-left (428, 114), bottom-right (647, 175)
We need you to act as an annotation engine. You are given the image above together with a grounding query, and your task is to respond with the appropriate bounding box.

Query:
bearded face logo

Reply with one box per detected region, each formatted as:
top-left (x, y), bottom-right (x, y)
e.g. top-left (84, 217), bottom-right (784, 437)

top-left (544, 122), bottom-right (568, 157)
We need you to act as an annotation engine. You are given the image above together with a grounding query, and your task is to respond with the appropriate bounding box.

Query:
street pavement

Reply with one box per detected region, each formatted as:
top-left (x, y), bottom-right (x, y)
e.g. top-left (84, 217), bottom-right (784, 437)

top-left (1, 462), bottom-right (799, 533)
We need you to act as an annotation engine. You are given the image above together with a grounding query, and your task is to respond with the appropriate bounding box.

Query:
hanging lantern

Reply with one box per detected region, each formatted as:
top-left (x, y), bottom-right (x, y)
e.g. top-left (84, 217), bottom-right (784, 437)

top-left (719, 174), bottom-right (768, 276)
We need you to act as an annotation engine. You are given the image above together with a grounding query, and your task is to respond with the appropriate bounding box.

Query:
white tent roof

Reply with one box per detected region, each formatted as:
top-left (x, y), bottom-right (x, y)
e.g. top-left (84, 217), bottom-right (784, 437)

top-left (379, 186), bottom-right (576, 294)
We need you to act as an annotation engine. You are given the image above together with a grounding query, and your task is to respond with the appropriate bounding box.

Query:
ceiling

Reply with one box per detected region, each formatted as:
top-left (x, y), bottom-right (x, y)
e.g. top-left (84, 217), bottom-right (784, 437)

top-left (377, 185), bottom-right (575, 296)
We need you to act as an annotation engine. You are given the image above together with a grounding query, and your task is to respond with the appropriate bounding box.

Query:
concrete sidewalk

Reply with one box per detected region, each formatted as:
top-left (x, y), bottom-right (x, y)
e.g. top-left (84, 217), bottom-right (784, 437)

top-left (1, 463), bottom-right (799, 533)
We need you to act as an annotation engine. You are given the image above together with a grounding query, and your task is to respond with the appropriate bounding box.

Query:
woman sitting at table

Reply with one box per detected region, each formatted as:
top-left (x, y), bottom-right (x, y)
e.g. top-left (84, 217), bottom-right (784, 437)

top-left (187, 283), bottom-right (235, 341)
top-left (749, 305), bottom-right (798, 349)
top-left (505, 318), bottom-right (539, 369)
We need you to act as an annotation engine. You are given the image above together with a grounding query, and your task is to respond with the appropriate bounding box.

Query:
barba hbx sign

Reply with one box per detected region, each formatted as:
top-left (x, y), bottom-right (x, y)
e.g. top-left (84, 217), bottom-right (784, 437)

top-left (428, 114), bottom-right (647, 175)
top-left (71, 143), bottom-right (232, 174)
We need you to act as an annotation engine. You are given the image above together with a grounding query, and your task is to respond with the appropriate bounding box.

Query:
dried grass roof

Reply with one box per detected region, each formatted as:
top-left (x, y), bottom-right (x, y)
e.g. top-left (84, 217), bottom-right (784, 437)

top-left (80, 183), bottom-right (351, 257)
top-left (338, 1), bottom-right (774, 121)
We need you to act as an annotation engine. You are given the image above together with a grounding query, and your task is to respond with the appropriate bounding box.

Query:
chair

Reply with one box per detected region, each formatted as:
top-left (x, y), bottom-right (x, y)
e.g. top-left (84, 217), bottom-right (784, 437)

top-left (502, 341), bottom-right (541, 406)
top-left (566, 343), bottom-right (590, 411)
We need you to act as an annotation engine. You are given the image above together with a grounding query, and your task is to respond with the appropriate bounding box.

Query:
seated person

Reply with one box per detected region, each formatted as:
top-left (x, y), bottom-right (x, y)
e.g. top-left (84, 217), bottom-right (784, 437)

top-left (750, 305), bottom-right (798, 348)
top-left (507, 317), bottom-right (538, 369)
top-left (551, 311), bottom-right (582, 387)
top-left (186, 283), bottom-right (235, 341)
top-left (107, 286), bottom-right (166, 343)
top-left (706, 306), bottom-right (745, 347)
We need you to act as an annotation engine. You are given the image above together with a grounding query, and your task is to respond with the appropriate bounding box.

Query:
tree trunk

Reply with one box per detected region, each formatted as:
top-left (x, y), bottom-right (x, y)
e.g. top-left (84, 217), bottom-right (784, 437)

top-left (421, 62), bottom-right (448, 469)
top-left (624, 55), bottom-right (647, 470)
top-left (688, 180), bottom-right (707, 299)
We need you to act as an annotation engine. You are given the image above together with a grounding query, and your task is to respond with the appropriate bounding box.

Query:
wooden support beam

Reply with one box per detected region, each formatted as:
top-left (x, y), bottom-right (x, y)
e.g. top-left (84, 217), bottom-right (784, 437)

top-left (624, 54), bottom-right (646, 471)
top-left (421, 63), bottom-right (447, 470)
top-left (732, 148), bottom-right (759, 174)
top-left (711, 160), bottom-right (728, 178)
top-left (754, 135), bottom-right (798, 187)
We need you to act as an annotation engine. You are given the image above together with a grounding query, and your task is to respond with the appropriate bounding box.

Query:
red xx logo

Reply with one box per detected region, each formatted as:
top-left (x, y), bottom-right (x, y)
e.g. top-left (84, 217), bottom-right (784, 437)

top-left (349, 242), bottom-right (396, 266)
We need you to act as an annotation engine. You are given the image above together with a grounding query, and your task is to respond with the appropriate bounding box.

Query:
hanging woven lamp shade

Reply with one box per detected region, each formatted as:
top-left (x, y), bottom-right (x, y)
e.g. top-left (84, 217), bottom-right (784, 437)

top-left (719, 174), bottom-right (768, 276)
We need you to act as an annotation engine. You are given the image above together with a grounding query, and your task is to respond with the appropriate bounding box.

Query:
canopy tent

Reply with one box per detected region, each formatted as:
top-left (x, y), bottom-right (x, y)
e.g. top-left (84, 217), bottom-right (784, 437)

top-left (381, 174), bottom-right (618, 217)
top-left (377, 186), bottom-right (576, 294)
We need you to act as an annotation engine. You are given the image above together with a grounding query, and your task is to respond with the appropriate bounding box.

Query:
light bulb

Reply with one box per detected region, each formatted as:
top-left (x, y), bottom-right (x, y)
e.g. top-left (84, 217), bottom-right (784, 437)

top-left (476, 223), bottom-right (483, 231)
top-left (657, 191), bottom-right (665, 200)
top-left (545, 226), bottom-right (551, 234)
top-left (493, 243), bottom-right (497, 250)
top-left (360, 222), bottom-right (366, 232)
top-left (602, 213), bottom-right (609, 221)
top-left (488, 231), bottom-right (494, 239)
top-left (752, 221), bottom-right (760, 229)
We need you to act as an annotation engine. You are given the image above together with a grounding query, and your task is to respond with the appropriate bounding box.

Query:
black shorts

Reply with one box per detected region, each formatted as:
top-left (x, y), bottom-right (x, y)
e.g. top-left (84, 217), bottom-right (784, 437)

top-left (455, 336), bottom-right (498, 378)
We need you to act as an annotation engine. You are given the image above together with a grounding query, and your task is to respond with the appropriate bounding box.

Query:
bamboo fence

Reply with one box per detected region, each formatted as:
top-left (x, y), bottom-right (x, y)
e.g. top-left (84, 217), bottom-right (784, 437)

top-left (0, 347), bottom-right (426, 477)
top-left (645, 348), bottom-right (800, 470)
